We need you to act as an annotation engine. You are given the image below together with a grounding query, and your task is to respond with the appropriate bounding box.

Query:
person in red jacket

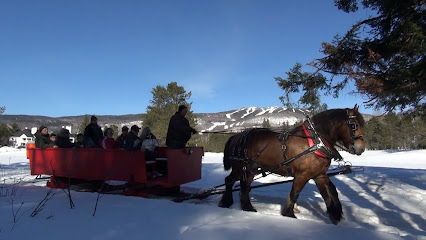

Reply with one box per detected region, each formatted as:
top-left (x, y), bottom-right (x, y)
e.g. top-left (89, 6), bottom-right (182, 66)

top-left (100, 128), bottom-right (118, 149)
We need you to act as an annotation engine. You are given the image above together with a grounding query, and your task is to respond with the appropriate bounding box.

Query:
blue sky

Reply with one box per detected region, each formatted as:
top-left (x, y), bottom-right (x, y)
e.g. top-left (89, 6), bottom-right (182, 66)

top-left (1, 0), bottom-right (375, 117)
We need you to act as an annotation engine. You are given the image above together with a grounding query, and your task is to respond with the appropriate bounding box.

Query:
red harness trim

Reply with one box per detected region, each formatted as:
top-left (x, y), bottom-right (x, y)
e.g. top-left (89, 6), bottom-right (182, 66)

top-left (302, 124), bottom-right (330, 158)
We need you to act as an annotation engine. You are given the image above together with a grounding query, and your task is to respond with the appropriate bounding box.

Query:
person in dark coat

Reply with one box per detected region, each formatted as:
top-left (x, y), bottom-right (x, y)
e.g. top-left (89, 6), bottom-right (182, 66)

top-left (115, 126), bottom-right (129, 148)
top-left (34, 126), bottom-right (57, 149)
top-left (50, 133), bottom-right (57, 145)
top-left (56, 128), bottom-right (74, 148)
top-left (123, 125), bottom-right (142, 151)
top-left (75, 133), bottom-right (84, 148)
top-left (83, 115), bottom-right (103, 148)
top-left (166, 105), bottom-right (197, 149)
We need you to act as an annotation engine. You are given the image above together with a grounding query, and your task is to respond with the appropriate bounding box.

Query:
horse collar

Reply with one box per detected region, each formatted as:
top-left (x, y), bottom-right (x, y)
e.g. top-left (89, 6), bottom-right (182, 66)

top-left (302, 123), bottom-right (341, 161)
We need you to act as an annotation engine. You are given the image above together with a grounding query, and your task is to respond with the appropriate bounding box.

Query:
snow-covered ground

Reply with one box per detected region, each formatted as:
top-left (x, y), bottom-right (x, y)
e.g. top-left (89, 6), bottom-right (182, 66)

top-left (0, 147), bottom-right (425, 240)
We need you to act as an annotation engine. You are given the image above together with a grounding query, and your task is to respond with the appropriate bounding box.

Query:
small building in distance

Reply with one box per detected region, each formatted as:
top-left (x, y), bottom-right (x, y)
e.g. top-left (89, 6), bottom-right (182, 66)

top-left (8, 129), bottom-right (34, 148)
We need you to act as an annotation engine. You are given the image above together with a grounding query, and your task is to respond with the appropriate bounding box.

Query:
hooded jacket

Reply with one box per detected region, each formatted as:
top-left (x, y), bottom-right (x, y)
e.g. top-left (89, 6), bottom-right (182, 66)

top-left (34, 131), bottom-right (56, 149)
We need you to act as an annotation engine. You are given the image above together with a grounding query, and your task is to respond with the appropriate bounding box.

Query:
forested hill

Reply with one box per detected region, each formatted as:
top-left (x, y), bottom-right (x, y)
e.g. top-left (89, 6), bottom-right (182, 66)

top-left (0, 114), bottom-right (144, 134)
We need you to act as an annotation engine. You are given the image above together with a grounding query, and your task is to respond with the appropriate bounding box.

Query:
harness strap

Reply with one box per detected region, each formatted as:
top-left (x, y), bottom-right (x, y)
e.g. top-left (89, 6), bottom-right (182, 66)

top-left (258, 143), bottom-right (320, 175)
top-left (302, 118), bottom-right (343, 161)
top-left (258, 117), bottom-right (342, 177)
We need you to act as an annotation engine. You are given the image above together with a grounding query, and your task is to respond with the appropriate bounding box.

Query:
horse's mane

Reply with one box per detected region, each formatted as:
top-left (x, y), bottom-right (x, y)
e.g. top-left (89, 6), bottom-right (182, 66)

top-left (311, 108), bottom-right (365, 134)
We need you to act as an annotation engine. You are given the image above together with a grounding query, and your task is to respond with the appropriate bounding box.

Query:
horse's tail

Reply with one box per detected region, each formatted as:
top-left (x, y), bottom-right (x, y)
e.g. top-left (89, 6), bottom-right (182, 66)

top-left (223, 135), bottom-right (236, 171)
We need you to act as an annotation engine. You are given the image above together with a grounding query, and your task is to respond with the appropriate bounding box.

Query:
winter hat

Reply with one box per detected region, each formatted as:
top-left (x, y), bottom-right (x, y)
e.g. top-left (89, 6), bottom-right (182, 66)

top-left (178, 105), bottom-right (187, 113)
top-left (131, 125), bottom-right (141, 132)
top-left (38, 125), bottom-right (47, 132)
top-left (91, 115), bottom-right (98, 121)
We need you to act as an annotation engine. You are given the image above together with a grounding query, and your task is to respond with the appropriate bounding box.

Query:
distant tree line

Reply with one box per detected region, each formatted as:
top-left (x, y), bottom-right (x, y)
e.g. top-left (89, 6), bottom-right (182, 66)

top-left (363, 113), bottom-right (426, 150)
top-left (0, 107), bottom-right (19, 146)
top-left (0, 123), bottom-right (20, 146)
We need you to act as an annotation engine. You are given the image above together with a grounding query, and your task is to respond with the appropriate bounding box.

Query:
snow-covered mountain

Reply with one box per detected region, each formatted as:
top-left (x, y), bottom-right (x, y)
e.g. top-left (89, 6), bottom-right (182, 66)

top-left (196, 106), bottom-right (307, 132)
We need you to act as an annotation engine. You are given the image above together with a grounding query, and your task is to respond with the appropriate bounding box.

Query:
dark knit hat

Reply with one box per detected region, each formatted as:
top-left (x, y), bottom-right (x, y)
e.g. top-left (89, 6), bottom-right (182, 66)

top-left (178, 105), bottom-right (187, 113)
top-left (130, 125), bottom-right (140, 132)
top-left (91, 115), bottom-right (98, 121)
top-left (38, 125), bottom-right (47, 132)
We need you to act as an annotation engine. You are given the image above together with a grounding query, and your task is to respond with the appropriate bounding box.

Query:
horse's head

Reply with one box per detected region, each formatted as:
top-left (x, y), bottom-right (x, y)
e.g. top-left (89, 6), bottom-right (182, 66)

top-left (312, 104), bottom-right (366, 156)
top-left (339, 105), bottom-right (365, 155)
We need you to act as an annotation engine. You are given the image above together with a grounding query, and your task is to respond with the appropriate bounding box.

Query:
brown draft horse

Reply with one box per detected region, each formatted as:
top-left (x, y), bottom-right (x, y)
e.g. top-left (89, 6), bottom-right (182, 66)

top-left (218, 105), bottom-right (365, 224)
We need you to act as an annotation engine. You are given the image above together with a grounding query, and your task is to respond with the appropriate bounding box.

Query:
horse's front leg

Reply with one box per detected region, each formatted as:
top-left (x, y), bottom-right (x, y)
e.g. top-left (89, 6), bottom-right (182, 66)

top-left (281, 177), bottom-right (308, 218)
top-left (314, 174), bottom-right (343, 225)
top-left (239, 169), bottom-right (256, 212)
top-left (218, 168), bottom-right (240, 208)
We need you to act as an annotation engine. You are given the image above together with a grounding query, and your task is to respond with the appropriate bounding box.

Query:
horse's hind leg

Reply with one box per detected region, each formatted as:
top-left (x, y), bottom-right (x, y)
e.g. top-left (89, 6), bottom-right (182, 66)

top-left (314, 175), bottom-right (343, 225)
top-left (218, 167), bottom-right (241, 208)
top-left (282, 177), bottom-right (308, 218)
top-left (239, 171), bottom-right (256, 212)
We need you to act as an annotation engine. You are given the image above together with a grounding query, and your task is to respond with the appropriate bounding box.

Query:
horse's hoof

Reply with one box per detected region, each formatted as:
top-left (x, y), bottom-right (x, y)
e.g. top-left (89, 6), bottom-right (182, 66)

top-left (242, 208), bottom-right (257, 212)
top-left (281, 209), bottom-right (296, 218)
top-left (329, 216), bottom-right (340, 225)
top-left (283, 214), bottom-right (296, 219)
top-left (327, 210), bottom-right (343, 225)
top-left (242, 205), bottom-right (257, 212)
top-left (218, 199), bottom-right (233, 208)
top-left (328, 212), bottom-right (343, 225)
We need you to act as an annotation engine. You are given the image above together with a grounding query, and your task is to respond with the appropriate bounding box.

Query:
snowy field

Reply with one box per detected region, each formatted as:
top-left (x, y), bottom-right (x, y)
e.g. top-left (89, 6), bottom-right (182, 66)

top-left (0, 147), bottom-right (425, 240)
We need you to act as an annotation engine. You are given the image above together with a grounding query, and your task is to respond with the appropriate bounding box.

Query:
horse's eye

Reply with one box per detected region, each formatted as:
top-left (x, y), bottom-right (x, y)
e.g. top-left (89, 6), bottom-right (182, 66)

top-left (350, 122), bottom-right (358, 131)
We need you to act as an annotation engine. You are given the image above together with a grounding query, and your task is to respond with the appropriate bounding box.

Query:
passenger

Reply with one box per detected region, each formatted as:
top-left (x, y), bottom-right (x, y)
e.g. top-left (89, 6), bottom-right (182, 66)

top-left (56, 128), bottom-right (74, 148)
top-left (115, 126), bottom-right (129, 148)
top-left (83, 115), bottom-right (103, 148)
top-left (140, 127), bottom-right (159, 161)
top-left (140, 127), bottom-right (163, 177)
top-left (100, 127), bottom-right (118, 149)
top-left (50, 133), bottom-right (57, 144)
top-left (123, 125), bottom-right (142, 151)
top-left (166, 105), bottom-right (197, 149)
top-left (74, 133), bottom-right (84, 148)
top-left (34, 126), bottom-right (57, 149)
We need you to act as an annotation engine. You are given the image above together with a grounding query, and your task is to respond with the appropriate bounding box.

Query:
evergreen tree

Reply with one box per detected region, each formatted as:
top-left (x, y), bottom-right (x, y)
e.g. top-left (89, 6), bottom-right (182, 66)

top-left (404, 114), bottom-right (425, 149)
top-left (262, 118), bottom-right (271, 128)
top-left (10, 123), bottom-right (20, 134)
top-left (416, 121), bottom-right (426, 149)
top-left (110, 124), bottom-right (119, 139)
top-left (275, 0), bottom-right (425, 115)
top-left (79, 115), bottom-right (90, 134)
top-left (383, 112), bottom-right (400, 149)
top-left (282, 121), bottom-right (291, 132)
top-left (201, 133), bottom-right (234, 153)
top-left (0, 123), bottom-right (10, 146)
top-left (143, 82), bottom-right (197, 146)
top-left (364, 117), bottom-right (383, 150)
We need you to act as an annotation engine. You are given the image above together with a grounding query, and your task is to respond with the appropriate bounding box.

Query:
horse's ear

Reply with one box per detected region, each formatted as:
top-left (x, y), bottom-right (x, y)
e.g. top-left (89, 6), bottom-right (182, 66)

top-left (353, 104), bottom-right (359, 113)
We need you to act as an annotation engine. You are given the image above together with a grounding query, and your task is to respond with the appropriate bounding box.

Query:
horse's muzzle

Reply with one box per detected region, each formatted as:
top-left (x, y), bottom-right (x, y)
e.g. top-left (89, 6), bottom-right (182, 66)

top-left (353, 141), bottom-right (365, 155)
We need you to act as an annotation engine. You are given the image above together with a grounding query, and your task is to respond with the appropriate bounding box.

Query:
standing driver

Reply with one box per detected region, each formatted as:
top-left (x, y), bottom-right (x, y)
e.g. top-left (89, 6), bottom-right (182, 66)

top-left (83, 115), bottom-right (103, 148)
top-left (166, 105), bottom-right (197, 149)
